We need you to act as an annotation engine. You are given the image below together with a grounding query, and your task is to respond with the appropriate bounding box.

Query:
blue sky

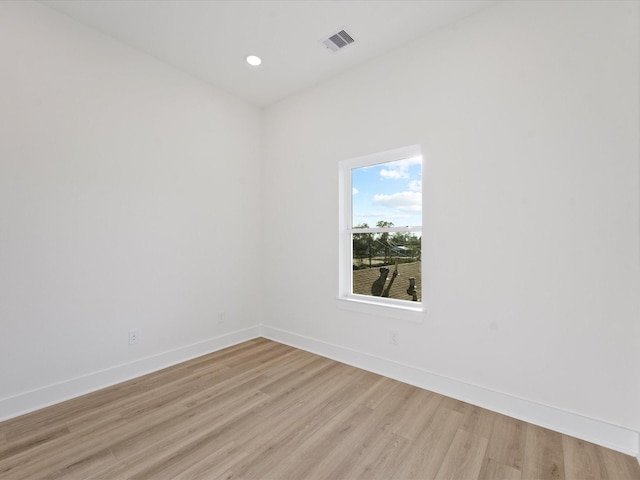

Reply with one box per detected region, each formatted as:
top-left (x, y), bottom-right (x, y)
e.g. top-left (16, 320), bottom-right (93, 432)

top-left (352, 156), bottom-right (422, 228)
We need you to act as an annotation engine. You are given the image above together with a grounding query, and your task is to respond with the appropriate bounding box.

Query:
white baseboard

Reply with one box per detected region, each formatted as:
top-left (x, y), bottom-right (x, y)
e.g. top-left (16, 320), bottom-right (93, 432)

top-left (0, 326), bottom-right (261, 423)
top-left (261, 325), bottom-right (640, 458)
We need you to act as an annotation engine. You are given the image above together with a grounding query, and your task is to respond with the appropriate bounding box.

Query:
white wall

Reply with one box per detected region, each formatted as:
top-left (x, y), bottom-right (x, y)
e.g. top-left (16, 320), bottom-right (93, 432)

top-left (262, 0), bottom-right (640, 454)
top-left (0, 1), bottom-right (263, 418)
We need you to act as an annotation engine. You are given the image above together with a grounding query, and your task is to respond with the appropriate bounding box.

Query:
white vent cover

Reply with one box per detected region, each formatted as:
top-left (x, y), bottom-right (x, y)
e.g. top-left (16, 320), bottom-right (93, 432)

top-left (321, 29), bottom-right (355, 52)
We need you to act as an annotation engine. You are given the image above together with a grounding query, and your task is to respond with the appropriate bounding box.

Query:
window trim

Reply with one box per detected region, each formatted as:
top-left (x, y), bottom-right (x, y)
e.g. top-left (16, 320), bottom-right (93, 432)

top-left (338, 144), bottom-right (425, 318)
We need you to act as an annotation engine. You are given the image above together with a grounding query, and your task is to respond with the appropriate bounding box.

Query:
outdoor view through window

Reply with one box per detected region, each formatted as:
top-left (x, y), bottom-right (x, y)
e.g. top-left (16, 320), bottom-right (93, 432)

top-left (350, 154), bottom-right (422, 304)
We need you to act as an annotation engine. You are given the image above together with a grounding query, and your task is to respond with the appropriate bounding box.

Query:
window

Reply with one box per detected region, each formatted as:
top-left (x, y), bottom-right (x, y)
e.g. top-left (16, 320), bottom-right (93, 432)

top-left (339, 145), bottom-right (423, 312)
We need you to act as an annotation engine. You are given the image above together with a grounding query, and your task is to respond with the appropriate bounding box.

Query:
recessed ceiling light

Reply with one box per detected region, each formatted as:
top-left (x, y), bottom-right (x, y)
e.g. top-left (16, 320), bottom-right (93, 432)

top-left (246, 55), bottom-right (262, 66)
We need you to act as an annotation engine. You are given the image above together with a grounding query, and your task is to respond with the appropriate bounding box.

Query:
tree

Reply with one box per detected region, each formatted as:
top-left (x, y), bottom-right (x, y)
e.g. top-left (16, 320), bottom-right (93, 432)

top-left (375, 221), bottom-right (394, 264)
top-left (353, 223), bottom-right (373, 267)
top-left (390, 232), bottom-right (421, 262)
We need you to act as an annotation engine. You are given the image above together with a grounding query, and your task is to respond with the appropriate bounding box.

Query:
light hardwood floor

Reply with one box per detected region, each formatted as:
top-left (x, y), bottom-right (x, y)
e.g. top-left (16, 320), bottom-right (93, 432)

top-left (1, 338), bottom-right (638, 479)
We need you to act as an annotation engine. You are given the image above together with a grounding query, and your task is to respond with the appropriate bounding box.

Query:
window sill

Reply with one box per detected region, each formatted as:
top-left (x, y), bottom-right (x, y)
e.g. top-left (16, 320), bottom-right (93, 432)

top-left (336, 296), bottom-right (426, 323)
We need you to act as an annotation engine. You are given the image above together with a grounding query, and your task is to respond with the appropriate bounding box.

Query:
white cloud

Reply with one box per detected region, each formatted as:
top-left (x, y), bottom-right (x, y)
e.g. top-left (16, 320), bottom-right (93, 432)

top-left (378, 155), bottom-right (422, 181)
top-left (392, 156), bottom-right (422, 168)
top-left (408, 180), bottom-right (421, 192)
top-left (380, 168), bottom-right (407, 180)
top-left (358, 211), bottom-right (413, 222)
top-left (352, 187), bottom-right (359, 195)
top-left (373, 191), bottom-right (422, 212)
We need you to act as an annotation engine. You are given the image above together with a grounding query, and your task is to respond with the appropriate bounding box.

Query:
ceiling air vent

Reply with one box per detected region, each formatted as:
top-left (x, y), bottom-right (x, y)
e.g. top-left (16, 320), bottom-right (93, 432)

top-left (321, 29), bottom-right (355, 53)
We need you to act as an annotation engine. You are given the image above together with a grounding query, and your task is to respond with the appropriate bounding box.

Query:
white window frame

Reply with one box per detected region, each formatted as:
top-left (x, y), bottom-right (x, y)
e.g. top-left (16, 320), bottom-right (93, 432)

top-left (338, 144), bottom-right (425, 321)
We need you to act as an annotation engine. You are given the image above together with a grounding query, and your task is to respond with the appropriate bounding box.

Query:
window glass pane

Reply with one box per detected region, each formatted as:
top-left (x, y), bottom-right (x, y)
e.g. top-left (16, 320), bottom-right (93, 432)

top-left (352, 231), bottom-right (421, 302)
top-left (351, 156), bottom-right (422, 228)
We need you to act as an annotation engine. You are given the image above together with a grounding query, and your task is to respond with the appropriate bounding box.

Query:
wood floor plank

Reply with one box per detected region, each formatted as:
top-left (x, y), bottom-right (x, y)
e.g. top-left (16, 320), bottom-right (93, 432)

top-left (222, 342), bottom-right (295, 371)
top-left (2, 350), bottom-right (270, 478)
top-left (123, 401), bottom-right (263, 480)
top-left (114, 364), bottom-right (235, 420)
top-left (0, 427), bottom-right (70, 463)
top-left (310, 383), bottom-right (420, 480)
top-left (236, 372), bottom-right (359, 453)
top-left (484, 413), bottom-right (527, 472)
top-left (460, 404), bottom-right (497, 440)
top-left (562, 435), bottom-right (608, 480)
top-left (330, 430), bottom-right (410, 480)
top-left (478, 457), bottom-right (522, 480)
top-left (257, 369), bottom-right (392, 479)
top-left (171, 441), bottom-right (249, 480)
top-left (390, 388), bottom-right (443, 440)
top-left (257, 356), bottom-right (337, 398)
top-left (60, 362), bottom-right (230, 435)
top-left (1, 339), bottom-right (639, 480)
top-left (257, 347), bottom-right (326, 382)
top-left (108, 380), bottom-right (272, 461)
top-left (390, 403), bottom-right (466, 479)
top-left (184, 339), bottom-right (263, 371)
top-left (87, 397), bottom-right (271, 477)
top-left (361, 375), bottom-right (403, 410)
top-left (2, 357), bottom-right (200, 442)
top-left (434, 429), bottom-right (489, 480)
top-left (44, 448), bottom-right (119, 480)
top-left (522, 424), bottom-right (566, 480)
top-left (248, 365), bottom-right (349, 424)
top-left (440, 395), bottom-right (468, 414)
top-left (601, 445), bottom-right (640, 480)
top-left (241, 345), bottom-right (304, 377)
top-left (0, 411), bottom-right (135, 480)
top-left (231, 374), bottom-right (371, 479)
top-left (267, 405), bottom-right (375, 480)
top-left (207, 339), bottom-right (287, 369)
top-left (166, 365), bottom-right (357, 474)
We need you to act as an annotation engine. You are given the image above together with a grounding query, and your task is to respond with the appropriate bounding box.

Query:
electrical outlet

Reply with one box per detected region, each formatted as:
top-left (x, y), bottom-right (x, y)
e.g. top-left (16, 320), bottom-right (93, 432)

top-left (128, 329), bottom-right (140, 345)
top-left (218, 311), bottom-right (226, 325)
top-left (390, 331), bottom-right (398, 346)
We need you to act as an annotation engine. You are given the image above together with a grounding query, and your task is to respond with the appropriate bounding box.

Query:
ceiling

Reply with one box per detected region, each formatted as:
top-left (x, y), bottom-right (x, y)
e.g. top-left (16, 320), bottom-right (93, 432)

top-left (41, 0), bottom-right (497, 107)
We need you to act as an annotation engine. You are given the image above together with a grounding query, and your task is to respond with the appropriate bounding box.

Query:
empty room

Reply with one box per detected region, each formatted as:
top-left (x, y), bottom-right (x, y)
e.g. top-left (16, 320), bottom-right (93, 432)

top-left (1, 0), bottom-right (639, 478)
